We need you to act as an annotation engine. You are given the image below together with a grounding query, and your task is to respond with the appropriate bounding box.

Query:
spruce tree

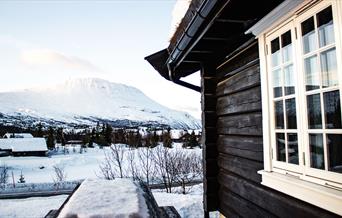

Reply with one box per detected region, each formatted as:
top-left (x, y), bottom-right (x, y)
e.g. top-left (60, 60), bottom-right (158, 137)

top-left (46, 127), bottom-right (55, 150)
top-left (105, 124), bottom-right (113, 146)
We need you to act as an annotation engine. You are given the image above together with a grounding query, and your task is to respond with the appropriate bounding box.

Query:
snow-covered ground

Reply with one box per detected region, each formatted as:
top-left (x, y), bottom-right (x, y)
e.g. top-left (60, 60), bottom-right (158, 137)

top-left (0, 144), bottom-right (206, 217)
top-left (0, 184), bottom-right (214, 218)
top-left (0, 195), bottom-right (68, 218)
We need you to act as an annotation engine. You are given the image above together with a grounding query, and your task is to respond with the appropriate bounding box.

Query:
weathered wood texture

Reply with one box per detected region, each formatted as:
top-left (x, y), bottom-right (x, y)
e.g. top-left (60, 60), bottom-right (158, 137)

top-left (201, 64), bottom-right (219, 213)
top-left (213, 41), bottom-right (338, 217)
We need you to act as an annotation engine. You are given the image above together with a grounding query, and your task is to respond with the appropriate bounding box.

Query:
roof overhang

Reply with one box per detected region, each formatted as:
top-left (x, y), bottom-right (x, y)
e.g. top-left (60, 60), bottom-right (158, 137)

top-left (145, 0), bottom-right (284, 89)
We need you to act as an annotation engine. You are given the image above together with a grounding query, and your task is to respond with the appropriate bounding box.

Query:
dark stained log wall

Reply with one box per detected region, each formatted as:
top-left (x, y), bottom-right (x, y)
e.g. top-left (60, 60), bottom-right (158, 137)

top-left (213, 41), bottom-right (339, 218)
top-left (201, 63), bottom-right (219, 215)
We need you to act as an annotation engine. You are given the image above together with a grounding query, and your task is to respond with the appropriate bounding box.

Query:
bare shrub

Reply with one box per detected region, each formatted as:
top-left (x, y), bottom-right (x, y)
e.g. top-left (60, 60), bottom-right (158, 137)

top-left (126, 149), bottom-right (139, 180)
top-left (153, 146), bottom-right (179, 193)
top-left (0, 164), bottom-right (9, 189)
top-left (138, 147), bottom-right (155, 185)
top-left (174, 151), bottom-right (202, 194)
top-left (53, 165), bottom-right (67, 190)
top-left (99, 144), bottom-right (125, 180)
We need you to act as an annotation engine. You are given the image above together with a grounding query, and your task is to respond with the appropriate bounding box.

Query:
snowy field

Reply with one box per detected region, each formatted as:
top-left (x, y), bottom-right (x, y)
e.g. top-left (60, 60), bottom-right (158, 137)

top-left (0, 143), bottom-right (207, 217)
top-left (0, 184), bottom-right (213, 218)
top-left (0, 195), bottom-right (68, 218)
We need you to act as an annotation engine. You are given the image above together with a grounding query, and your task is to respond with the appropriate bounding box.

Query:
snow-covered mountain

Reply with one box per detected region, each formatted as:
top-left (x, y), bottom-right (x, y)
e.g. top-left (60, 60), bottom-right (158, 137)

top-left (0, 78), bottom-right (201, 129)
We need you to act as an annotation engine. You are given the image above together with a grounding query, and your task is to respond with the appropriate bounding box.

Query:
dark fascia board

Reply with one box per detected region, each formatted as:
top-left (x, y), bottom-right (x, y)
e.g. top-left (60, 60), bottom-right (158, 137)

top-left (144, 49), bottom-right (170, 80)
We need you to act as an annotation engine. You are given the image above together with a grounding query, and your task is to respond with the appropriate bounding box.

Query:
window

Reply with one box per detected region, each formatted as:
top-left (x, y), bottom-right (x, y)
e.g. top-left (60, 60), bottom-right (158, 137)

top-left (257, 0), bottom-right (342, 215)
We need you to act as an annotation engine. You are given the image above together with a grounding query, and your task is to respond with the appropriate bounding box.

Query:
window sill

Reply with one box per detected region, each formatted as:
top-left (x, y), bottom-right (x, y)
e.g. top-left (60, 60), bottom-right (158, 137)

top-left (258, 170), bottom-right (342, 215)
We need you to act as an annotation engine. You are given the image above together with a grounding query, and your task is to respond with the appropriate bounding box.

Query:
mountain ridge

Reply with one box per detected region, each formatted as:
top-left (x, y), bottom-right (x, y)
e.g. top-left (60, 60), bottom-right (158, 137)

top-left (0, 78), bottom-right (201, 129)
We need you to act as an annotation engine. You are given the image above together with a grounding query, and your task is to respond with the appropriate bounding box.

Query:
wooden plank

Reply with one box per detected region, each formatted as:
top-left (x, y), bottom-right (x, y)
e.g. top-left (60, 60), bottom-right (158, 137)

top-left (217, 86), bottom-right (261, 116)
top-left (202, 127), bottom-right (217, 144)
top-left (203, 158), bottom-right (219, 177)
top-left (218, 153), bottom-right (262, 183)
top-left (217, 135), bottom-right (263, 161)
top-left (203, 94), bottom-right (217, 111)
top-left (217, 113), bottom-right (262, 136)
top-left (219, 186), bottom-right (277, 218)
top-left (204, 143), bottom-right (218, 159)
top-left (216, 64), bottom-right (260, 97)
top-left (218, 144), bottom-right (263, 162)
top-left (203, 111), bottom-right (216, 127)
top-left (218, 171), bottom-right (339, 218)
top-left (217, 135), bottom-right (263, 151)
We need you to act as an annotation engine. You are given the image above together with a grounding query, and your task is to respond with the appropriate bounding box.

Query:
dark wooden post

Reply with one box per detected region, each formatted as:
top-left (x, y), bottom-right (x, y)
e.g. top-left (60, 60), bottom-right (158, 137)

top-left (201, 63), bottom-right (219, 216)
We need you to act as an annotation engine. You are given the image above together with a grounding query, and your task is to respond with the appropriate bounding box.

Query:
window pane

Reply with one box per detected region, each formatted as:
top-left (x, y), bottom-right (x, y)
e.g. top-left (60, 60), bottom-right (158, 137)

top-left (276, 133), bottom-right (286, 162)
top-left (321, 48), bottom-right (338, 88)
top-left (302, 17), bottom-right (316, 54)
top-left (286, 98), bottom-right (297, 129)
top-left (273, 69), bottom-right (282, 97)
top-left (275, 100), bottom-right (284, 129)
top-left (307, 94), bottom-right (322, 129)
top-left (305, 55), bottom-right (319, 91)
top-left (309, 134), bottom-right (325, 170)
top-left (317, 6), bottom-right (335, 47)
top-left (282, 31), bottom-right (292, 63)
top-left (284, 64), bottom-right (295, 95)
top-left (271, 38), bottom-right (280, 67)
top-left (327, 134), bottom-right (342, 173)
top-left (288, 133), bottom-right (299, 165)
top-left (324, 90), bottom-right (342, 129)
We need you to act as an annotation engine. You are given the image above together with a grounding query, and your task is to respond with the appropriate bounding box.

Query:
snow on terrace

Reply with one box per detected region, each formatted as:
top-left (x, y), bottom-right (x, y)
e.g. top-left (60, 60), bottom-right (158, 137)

top-left (0, 137), bottom-right (47, 152)
top-left (57, 179), bottom-right (149, 218)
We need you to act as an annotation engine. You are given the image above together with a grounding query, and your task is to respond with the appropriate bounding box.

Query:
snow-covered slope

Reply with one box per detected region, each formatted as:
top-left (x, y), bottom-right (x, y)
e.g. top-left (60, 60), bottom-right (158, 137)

top-left (0, 78), bottom-right (201, 129)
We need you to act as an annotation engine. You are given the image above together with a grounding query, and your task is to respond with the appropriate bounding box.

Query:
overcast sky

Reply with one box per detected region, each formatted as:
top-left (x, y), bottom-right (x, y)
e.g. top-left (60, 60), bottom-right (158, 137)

top-left (0, 0), bottom-right (201, 118)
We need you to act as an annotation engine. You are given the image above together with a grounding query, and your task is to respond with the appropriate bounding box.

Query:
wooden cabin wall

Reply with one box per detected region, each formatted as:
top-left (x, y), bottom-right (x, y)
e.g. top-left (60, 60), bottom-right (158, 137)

top-left (212, 41), bottom-right (338, 218)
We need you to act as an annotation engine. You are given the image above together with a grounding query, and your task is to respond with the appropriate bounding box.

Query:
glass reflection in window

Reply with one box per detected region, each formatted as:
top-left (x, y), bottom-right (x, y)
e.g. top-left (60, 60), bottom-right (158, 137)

top-left (327, 134), bottom-right (342, 174)
top-left (317, 6), bottom-right (334, 48)
top-left (276, 133), bottom-right (286, 162)
top-left (302, 17), bottom-right (316, 54)
top-left (305, 55), bottom-right (319, 91)
top-left (324, 90), bottom-right (341, 129)
top-left (307, 94), bottom-right (322, 129)
top-left (275, 100), bottom-right (284, 129)
top-left (288, 133), bottom-right (299, 165)
top-left (321, 48), bottom-right (338, 88)
top-left (309, 134), bottom-right (325, 170)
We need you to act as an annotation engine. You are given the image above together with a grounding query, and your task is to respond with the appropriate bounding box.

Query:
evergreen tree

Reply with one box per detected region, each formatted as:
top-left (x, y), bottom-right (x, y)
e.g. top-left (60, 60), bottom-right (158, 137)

top-left (151, 130), bottom-right (159, 147)
top-left (90, 128), bottom-right (96, 147)
top-left (46, 127), bottom-right (55, 150)
top-left (162, 128), bottom-right (172, 148)
top-left (186, 130), bottom-right (199, 149)
top-left (104, 124), bottom-right (113, 146)
top-left (36, 123), bottom-right (43, 137)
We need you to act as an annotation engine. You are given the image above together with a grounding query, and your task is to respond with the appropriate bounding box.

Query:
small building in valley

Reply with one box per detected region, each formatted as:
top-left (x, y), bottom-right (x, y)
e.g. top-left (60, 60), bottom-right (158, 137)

top-left (3, 133), bottom-right (34, 139)
top-left (0, 137), bottom-right (48, 156)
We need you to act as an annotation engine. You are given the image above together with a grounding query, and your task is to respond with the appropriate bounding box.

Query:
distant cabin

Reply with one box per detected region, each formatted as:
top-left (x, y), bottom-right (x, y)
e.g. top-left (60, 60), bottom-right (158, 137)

top-left (0, 138), bottom-right (48, 156)
top-left (3, 133), bottom-right (34, 139)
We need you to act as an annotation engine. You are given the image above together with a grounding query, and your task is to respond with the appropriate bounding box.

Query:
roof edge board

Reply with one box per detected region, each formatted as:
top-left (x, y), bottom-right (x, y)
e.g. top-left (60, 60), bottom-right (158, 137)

top-left (245, 0), bottom-right (305, 36)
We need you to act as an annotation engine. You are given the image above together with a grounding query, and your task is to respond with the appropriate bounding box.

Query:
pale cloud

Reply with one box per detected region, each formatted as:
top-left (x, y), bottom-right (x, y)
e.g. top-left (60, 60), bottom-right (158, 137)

top-left (169, 0), bottom-right (191, 38)
top-left (20, 49), bottom-right (104, 73)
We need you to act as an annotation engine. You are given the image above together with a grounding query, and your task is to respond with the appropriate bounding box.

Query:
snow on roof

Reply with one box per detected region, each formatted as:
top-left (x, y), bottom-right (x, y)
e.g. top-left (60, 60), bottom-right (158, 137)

top-left (0, 138), bottom-right (47, 152)
top-left (58, 179), bottom-right (149, 218)
top-left (3, 133), bottom-right (34, 138)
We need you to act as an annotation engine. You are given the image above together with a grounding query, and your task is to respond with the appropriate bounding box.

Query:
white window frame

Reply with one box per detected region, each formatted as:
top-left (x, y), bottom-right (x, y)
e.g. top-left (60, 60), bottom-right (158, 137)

top-left (257, 0), bottom-right (342, 215)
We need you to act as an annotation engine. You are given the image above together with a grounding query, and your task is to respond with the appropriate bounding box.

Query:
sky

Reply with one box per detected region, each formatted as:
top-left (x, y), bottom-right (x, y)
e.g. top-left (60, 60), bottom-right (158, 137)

top-left (0, 0), bottom-right (201, 119)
